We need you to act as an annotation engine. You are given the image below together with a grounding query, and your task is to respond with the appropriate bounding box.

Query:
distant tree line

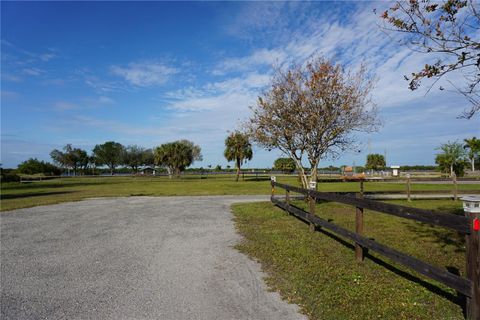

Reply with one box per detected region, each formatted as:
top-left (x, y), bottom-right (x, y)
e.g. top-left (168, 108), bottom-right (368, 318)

top-left (48, 141), bottom-right (156, 176)
top-left (4, 134), bottom-right (478, 181)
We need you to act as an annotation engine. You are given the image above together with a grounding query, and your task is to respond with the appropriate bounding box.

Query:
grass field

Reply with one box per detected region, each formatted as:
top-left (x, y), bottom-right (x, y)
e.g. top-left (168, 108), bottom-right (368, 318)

top-left (1, 174), bottom-right (477, 318)
top-left (233, 199), bottom-right (467, 319)
top-left (1, 174), bottom-right (479, 211)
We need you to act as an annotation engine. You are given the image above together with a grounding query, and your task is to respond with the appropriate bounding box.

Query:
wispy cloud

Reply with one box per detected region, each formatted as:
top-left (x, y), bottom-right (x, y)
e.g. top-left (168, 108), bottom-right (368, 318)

top-left (75, 68), bottom-right (127, 93)
top-left (212, 49), bottom-right (287, 75)
top-left (53, 96), bottom-right (114, 112)
top-left (111, 61), bottom-right (178, 87)
top-left (1, 40), bottom-right (58, 82)
top-left (161, 72), bottom-right (269, 112)
top-left (39, 52), bottom-right (57, 62)
top-left (2, 3), bottom-right (477, 169)
top-left (22, 67), bottom-right (44, 76)
top-left (95, 96), bottom-right (115, 105)
top-left (212, 3), bottom-right (449, 112)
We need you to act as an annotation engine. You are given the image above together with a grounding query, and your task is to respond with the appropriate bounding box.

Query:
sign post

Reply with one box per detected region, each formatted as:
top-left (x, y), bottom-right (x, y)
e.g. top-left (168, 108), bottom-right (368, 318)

top-left (462, 196), bottom-right (480, 320)
top-left (270, 176), bottom-right (276, 199)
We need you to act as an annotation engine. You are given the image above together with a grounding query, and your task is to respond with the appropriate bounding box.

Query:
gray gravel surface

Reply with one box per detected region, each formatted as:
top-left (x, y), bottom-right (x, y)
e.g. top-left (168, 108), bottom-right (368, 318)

top-left (1, 196), bottom-right (306, 320)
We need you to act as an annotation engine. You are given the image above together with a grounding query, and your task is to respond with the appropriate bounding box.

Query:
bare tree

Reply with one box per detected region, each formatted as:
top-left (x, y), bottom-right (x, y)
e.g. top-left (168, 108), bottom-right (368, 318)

top-left (379, 0), bottom-right (480, 118)
top-left (246, 56), bottom-right (379, 189)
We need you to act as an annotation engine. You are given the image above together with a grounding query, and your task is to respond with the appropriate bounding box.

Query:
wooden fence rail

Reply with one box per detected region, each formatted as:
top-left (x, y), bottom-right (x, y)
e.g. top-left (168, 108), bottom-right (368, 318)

top-left (273, 182), bottom-right (470, 234)
top-left (271, 181), bottom-right (479, 319)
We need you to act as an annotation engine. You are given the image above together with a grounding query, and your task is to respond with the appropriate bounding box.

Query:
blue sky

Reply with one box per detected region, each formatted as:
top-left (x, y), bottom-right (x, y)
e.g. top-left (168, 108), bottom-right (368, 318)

top-left (1, 1), bottom-right (479, 169)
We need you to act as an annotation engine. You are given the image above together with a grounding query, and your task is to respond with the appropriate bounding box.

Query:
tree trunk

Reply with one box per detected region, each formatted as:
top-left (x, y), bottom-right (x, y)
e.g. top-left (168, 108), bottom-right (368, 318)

top-left (287, 153), bottom-right (309, 189)
top-left (292, 159), bottom-right (308, 189)
top-left (235, 158), bottom-right (241, 182)
top-left (110, 166), bottom-right (114, 176)
top-left (450, 163), bottom-right (454, 177)
top-left (472, 157), bottom-right (475, 172)
top-left (310, 166), bottom-right (318, 190)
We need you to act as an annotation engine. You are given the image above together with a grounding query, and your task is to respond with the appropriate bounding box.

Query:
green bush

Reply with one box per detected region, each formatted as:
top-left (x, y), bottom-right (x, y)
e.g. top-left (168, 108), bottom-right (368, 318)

top-left (0, 168), bottom-right (20, 182)
top-left (17, 158), bottom-right (61, 176)
top-left (273, 158), bottom-right (296, 173)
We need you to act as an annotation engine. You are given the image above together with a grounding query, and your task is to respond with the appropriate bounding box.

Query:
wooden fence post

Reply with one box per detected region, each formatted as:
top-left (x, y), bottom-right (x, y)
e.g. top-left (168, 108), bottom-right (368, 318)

top-left (286, 189), bottom-right (290, 209)
top-left (453, 173), bottom-right (458, 201)
top-left (309, 194), bottom-right (316, 232)
top-left (355, 183), bottom-right (365, 262)
top-left (465, 202), bottom-right (480, 320)
top-left (406, 175), bottom-right (411, 202)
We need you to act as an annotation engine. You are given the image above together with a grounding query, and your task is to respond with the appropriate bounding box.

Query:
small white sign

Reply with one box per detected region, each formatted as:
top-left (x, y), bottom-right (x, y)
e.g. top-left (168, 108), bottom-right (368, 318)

top-left (271, 176), bottom-right (276, 182)
top-left (309, 181), bottom-right (317, 190)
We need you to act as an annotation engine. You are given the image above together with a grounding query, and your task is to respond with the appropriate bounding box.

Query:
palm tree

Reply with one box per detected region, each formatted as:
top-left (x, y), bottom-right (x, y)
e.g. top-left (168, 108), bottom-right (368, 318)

top-left (464, 137), bottom-right (480, 172)
top-left (436, 141), bottom-right (467, 177)
top-left (224, 131), bottom-right (253, 182)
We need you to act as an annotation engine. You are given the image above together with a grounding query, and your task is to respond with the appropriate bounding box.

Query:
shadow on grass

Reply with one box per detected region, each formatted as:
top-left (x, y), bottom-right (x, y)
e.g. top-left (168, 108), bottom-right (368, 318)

top-left (402, 205), bottom-right (466, 254)
top-left (243, 176), bottom-right (272, 182)
top-left (283, 203), bottom-right (466, 313)
top-left (1, 180), bottom-right (131, 191)
top-left (317, 224), bottom-right (465, 312)
top-left (404, 221), bottom-right (465, 254)
top-left (1, 191), bottom-right (75, 200)
top-left (435, 206), bottom-right (465, 216)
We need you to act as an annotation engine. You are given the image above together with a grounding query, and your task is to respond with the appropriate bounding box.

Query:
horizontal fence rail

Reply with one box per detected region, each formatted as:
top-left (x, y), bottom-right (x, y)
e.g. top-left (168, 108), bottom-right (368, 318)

top-left (273, 182), bottom-right (470, 234)
top-left (270, 181), bottom-right (479, 319)
top-left (271, 197), bottom-right (471, 296)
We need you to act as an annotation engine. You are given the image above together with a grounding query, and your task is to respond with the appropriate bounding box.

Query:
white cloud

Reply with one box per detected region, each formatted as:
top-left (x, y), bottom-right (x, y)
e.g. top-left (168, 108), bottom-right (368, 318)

top-left (167, 91), bottom-right (255, 112)
top-left (4, 3), bottom-right (477, 169)
top-left (75, 68), bottom-right (127, 93)
top-left (53, 95), bottom-right (115, 112)
top-left (91, 96), bottom-right (115, 105)
top-left (212, 48), bottom-right (287, 75)
top-left (22, 67), bottom-right (44, 76)
top-left (39, 52), bottom-right (56, 62)
top-left (161, 72), bottom-right (268, 112)
top-left (111, 62), bottom-right (178, 87)
top-left (207, 73), bottom-right (270, 92)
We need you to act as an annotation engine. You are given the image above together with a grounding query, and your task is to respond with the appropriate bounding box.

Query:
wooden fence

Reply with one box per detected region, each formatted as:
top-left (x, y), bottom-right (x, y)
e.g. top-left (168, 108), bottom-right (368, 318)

top-left (271, 181), bottom-right (480, 320)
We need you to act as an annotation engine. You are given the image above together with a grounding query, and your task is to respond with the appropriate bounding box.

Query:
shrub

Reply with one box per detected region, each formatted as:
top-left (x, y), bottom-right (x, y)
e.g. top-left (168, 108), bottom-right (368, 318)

top-left (17, 158), bottom-right (61, 176)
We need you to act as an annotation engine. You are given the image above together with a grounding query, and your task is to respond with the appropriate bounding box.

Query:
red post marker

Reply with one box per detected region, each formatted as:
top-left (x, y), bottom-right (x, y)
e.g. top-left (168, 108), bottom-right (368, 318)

top-left (474, 218), bottom-right (480, 231)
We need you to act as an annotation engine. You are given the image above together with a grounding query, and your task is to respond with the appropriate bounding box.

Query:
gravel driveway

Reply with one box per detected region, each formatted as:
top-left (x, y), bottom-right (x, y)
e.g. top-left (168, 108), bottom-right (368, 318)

top-left (1, 196), bottom-right (306, 320)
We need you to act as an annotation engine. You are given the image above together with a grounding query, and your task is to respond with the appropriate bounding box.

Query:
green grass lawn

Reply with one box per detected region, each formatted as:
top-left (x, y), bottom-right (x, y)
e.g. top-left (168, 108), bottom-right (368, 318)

top-left (232, 199), bottom-right (467, 319)
top-left (1, 174), bottom-right (476, 318)
top-left (1, 175), bottom-right (479, 211)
